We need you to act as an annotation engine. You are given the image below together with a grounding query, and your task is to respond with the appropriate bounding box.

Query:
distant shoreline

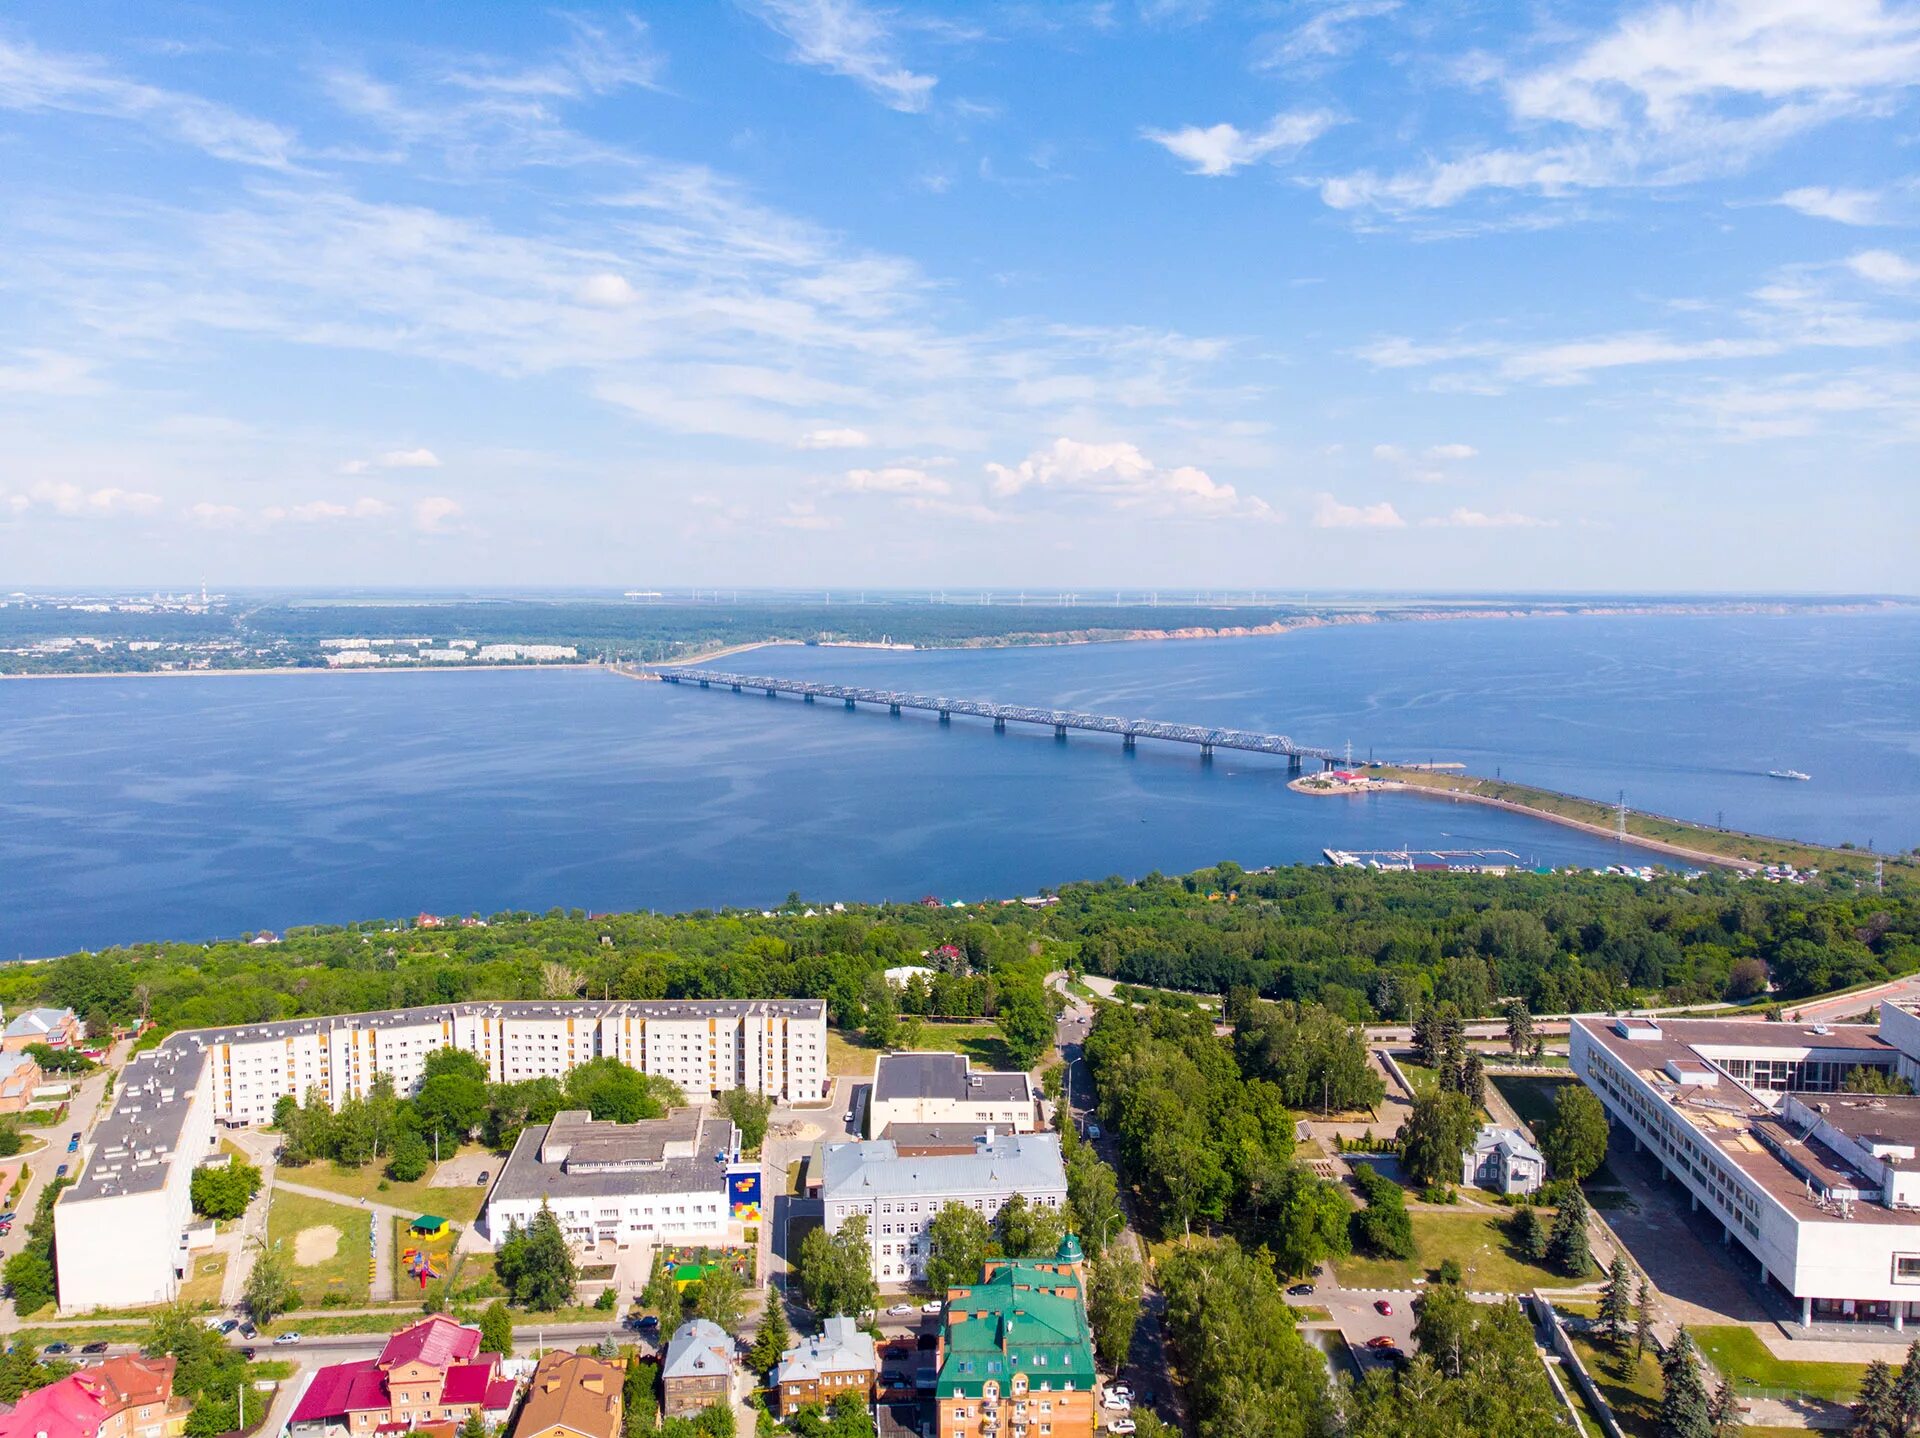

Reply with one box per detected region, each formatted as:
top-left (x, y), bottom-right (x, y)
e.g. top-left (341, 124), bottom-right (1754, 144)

top-left (0, 662), bottom-right (592, 681)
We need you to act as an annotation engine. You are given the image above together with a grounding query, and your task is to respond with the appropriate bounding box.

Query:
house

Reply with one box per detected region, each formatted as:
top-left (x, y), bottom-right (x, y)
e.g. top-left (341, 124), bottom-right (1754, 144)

top-left (819, 1132), bottom-right (1069, 1284)
top-left (0, 1355), bottom-right (187, 1438)
top-left (4, 1007), bottom-right (81, 1052)
top-left (934, 1236), bottom-right (1099, 1438)
top-left (867, 1053), bottom-right (1036, 1139)
top-left (288, 1315), bottom-right (517, 1438)
top-left (0, 1052), bottom-right (43, 1114)
top-left (510, 1353), bottom-right (624, 1438)
top-left (1462, 1124), bottom-right (1546, 1195)
top-left (772, 1315), bottom-right (878, 1414)
top-left (661, 1319), bottom-right (734, 1418)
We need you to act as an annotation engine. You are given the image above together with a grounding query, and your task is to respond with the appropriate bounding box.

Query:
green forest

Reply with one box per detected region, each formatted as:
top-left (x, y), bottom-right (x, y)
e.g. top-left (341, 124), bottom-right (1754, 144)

top-left (10, 862), bottom-right (1914, 1043)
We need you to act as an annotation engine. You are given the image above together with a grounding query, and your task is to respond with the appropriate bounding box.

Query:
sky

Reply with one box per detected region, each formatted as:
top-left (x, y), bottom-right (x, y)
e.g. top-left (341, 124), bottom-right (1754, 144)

top-left (0, 1), bottom-right (1917, 593)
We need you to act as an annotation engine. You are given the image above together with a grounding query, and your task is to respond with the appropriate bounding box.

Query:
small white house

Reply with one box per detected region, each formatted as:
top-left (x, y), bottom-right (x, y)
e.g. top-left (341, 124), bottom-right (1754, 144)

top-left (1463, 1124), bottom-right (1546, 1195)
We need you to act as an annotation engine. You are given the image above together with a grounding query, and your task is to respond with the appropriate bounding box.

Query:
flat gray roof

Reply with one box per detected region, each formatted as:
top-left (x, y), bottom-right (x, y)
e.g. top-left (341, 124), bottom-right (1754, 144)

top-left (190, 997), bottom-right (826, 1047)
top-left (820, 1133), bottom-right (1066, 1202)
top-left (487, 1118), bottom-right (730, 1207)
top-left (63, 1040), bottom-right (210, 1201)
top-left (872, 1052), bottom-right (1030, 1105)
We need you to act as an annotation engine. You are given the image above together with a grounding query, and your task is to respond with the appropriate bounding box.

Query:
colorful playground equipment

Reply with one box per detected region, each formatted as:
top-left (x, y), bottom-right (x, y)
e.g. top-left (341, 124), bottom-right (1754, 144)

top-left (404, 1215), bottom-right (452, 1290)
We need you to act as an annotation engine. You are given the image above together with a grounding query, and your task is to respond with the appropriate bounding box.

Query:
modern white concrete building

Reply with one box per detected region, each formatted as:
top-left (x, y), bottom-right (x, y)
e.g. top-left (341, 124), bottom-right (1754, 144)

top-left (1570, 1008), bottom-right (1920, 1329)
top-left (479, 1107), bottom-right (742, 1251)
top-left (55, 999), bottom-right (824, 1311)
top-left (818, 1132), bottom-right (1069, 1285)
top-left (867, 1052), bottom-right (1035, 1140)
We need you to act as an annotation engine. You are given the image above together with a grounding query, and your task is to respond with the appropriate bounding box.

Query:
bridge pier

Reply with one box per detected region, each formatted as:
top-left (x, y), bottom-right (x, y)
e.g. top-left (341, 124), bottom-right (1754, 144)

top-left (803, 693), bottom-right (814, 704)
top-left (1201, 743), bottom-right (1213, 762)
top-left (889, 703), bottom-right (901, 716)
top-left (765, 688), bottom-right (777, 698)
top-left (939, 710), bottom-right (950, 724)
top-left (1288, 754), bottom-right (1302, 774)
top-left (730, 683), bottom-right (742, 693)
top-left (1123, 734), bottom-right (1135, 751)
top-left (1054, 723), bottom-right (1067, 740)
top-left (698, 679), bottom-right (709, 688)
top-left (845, 698), bottom-right (856, 710)
top-left (994, 718), bottom-right (1006, 733)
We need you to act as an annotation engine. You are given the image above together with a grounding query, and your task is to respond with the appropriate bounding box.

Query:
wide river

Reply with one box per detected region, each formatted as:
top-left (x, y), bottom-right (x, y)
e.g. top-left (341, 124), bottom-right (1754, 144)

top-left (2, 610), bottom-right (1915, 957)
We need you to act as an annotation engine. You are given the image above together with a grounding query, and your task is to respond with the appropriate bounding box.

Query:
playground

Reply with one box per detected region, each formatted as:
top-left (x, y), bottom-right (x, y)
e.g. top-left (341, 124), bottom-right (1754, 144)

top-left (656, 1244), bottom-right (755, 1290)
top-left (396, 1214), bottom-right (454, 1292)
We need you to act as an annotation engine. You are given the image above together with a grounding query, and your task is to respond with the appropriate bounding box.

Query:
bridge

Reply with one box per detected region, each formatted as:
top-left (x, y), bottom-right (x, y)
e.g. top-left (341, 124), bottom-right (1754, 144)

top-left (652, 666), bottom-right (1341, 767)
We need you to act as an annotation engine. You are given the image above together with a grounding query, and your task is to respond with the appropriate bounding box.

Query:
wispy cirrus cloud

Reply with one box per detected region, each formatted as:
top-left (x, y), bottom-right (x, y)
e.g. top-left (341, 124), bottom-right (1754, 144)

top-left (1775, 186), bottom-right (1886, 225)
top-left (737, 0), bottom-right (937, 113)
top-left (1144, 109), bottom-right (1338, 176)
top-left (1421, 506), bottom-right (1555, 528)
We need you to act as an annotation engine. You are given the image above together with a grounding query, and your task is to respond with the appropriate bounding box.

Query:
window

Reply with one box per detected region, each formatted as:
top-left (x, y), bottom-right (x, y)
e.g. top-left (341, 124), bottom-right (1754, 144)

top-left (1895, 1255), bottom-right (1920, 1284)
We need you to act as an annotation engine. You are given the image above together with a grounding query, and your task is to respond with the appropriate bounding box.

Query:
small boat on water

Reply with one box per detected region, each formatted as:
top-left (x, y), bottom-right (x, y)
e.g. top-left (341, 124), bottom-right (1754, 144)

top-left (1768, 769), bottom-right (1812, 782)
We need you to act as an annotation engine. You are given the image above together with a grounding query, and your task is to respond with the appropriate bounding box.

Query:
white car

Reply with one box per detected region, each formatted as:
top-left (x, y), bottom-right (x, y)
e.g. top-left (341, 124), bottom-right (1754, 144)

top-left (1108, 1421), bottom-right (1136, 1435)
top-left (1102, 1391), bottom-right (1132, 1411)
top-left (1108, 1385), bottom-right (1134, 1402)
top-left (272, 1332), bottom-right (301, 1345)
top-left (921, 1300), bottom-right (943, 1314)
top-left (887, 1303), bottom-right (915, 1315)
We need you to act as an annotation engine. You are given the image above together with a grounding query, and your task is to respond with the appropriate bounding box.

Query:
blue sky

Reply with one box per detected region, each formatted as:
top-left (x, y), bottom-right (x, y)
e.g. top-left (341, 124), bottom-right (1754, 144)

top-left (1, 0), bottom-right (1916, 592)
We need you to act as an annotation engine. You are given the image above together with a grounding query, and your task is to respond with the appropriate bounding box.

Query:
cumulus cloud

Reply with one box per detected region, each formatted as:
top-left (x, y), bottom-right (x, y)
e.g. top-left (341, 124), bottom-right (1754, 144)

top-left (380, 447), bottom-right (443, 469)
top-left (1312, 494), bottom-right (1405, 528)
top-left (1144, 109), bottom-right (1339, 176)
top-left (985, 436), bottom-right (1274, 520)
top-left (275, 497), bottom-right (392, 522)
top-left (1424, 443), bottom-right (1477, 461)
top-left (840, 466), bottom-right (950, 495)
top-left (12, 482), bottom-right (164, 518)
top-left (188, 501), bottom-right (244, 526)
top-left (1777, 186), bottom-right (1884, 225)
top-left (798, 427), bottom-right (873, 449)
top-left (575, 273), bottom-right (638, 308)
top-left (1847, 250), bottom-right (1920, 287)
top-left (739, 0), bottom-right (937, 113)
top-left (413, 495), bottom-right (462, 532)
top-left (1421, 507), bottom-right (1555, 528)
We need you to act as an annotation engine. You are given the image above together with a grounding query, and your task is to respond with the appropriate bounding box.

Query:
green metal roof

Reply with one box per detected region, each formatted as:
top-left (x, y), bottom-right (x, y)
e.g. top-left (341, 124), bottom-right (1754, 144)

top-left (934, 1260), bottom-right (1096, 1398)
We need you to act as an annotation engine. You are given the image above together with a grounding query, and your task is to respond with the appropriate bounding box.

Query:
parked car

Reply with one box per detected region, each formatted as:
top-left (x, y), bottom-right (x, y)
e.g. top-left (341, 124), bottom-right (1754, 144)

top-left (80, 1342), bottom-right (109, 1355)
top-left (66, 1139), bottom-right (78, 1154)
top-left (238, 1323), bottom-right (257, 1339)
top-left (1085, 1122), bottom-right (1102, 1139)
top-left (1287, 1283), bottom-right (1315, 1297)
top-left (1102, 1391), bottom-right (1132, 1411)
top-left (218, 1320), bottom-right (239, 1335)
top-left (239, 1348), bottom-right (256, 1361)
top-left (921, 1300), bottom-right (943, 1314)
top-left (476, 1172), bottom-right (490, 1185)
top-left (1107, 1384), bottom-right (1133, 1404)
top-left (1365, 1336), bottom-right (1397, 1351)
top-left (1374, 1299), bottom-right (1393, 1316)
top-left (887, 1303), bottom-right (914, 1315)
top-left (68, 1133), bottom-right (79, 1145)
top-left (844, 1111), bottom-right (855, 1124)
top-left (1108, 1421), bottom-right (1136, 1435)
top-left (43, 1343), bottom-right (72, 1356)
top-left (273, 1332), bottom-right (301, 1345)
top-left (55, 1164), bottom-right (68, 1178)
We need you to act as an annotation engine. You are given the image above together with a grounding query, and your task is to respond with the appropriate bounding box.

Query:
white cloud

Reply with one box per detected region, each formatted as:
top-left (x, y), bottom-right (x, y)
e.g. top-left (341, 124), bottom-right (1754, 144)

top-left (284, 497), bottom-right (392, 522)
top-left (1421, 506), bottom-right (1555, 528)
top-left (188, 501), bottom-right (244, 526)
top-left (1312, 494), bottom-right (1405, 528)
top-left (413, 496), bottom-right (462, 532)
top-left (0, 350), bottom-right (104, 396)
top-left (740, 0), bottom-right (937, 113)
top-left (1847, 249), bottom-right (1920, 287)
top-left (1776, 186), bottom-right (1884, 225)
top-left (985, 437), bottom-right (1274, 519)
top-left (380, 447), bottom-right (443, 469)
top-left (1371, 443), bottom-right (1405, 462)
top-left (575, 273), bottom-right (638, 308)
top-left (338, 459), bottom-right (371, 476)
top-left (1144, 109), bottom-right (1338, 176)
top-left (15, 481), bottom-right (164, 518)
top-left (0, 35), bottom-right (295, 167)
top-left (1254, 1), bottom-right (1400, 73)
top-left (798, 427), bottom-right (873, 449)
top-left (443, 14), bottom-right (663, 99)
top-left (1359, 329), bottom-right (1787, 385)
top-left (841, 466), bottom-right (950, 495)
top-left (1423, 443), bottom-right (1478, 461)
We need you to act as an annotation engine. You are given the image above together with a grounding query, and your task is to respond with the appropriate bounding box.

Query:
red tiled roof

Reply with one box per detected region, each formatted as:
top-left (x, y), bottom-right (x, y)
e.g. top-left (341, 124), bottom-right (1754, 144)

top-left (378, 1316), bottom-right (481, 1371)
top-left (483, 1380), bottom-right (517, 1412)
top-left (291, 1361), bottom-right (389, 1424)
top-left (439, 1363), bottom-right (499, 1406)
top-left (0, 1356), bottom-right (177, 1438)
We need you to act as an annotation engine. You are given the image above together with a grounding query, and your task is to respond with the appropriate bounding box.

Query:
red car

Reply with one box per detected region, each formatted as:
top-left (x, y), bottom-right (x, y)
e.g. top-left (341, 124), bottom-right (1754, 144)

top-left (1365, 1335), bottom-right (1397, 1351)
top-left (1375, 1299), bottom-right (1393, 1316)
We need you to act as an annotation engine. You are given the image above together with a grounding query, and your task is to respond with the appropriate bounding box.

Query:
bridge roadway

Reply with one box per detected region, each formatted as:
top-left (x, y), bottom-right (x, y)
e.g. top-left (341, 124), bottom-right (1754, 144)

top-left (653, 666), bottom-right (1340, 766)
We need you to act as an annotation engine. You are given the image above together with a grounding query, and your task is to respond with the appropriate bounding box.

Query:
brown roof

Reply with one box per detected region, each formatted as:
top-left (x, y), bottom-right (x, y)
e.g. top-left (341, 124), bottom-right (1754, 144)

top-left (513, 1354), bottom-right (623, 1438)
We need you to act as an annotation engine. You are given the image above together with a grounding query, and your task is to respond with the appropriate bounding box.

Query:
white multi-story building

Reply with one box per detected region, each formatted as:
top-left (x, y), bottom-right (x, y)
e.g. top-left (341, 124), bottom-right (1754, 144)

top-left (1570, 1008), bottom-right (1920, 1329)
top-left (56, 999), bottom-right (825, 1312)
top-left (818, 1132), bottom-right (1069, 1286)
top-left (867, 1052), bottom-right (1036, 1140)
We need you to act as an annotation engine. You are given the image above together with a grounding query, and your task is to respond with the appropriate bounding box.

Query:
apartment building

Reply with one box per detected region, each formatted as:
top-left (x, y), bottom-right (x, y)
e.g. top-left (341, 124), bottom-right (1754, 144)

top-left (1570, 1008), bottom-right (1920, 1329)
top-left (934, 1238), bottom-right (1098, 1438)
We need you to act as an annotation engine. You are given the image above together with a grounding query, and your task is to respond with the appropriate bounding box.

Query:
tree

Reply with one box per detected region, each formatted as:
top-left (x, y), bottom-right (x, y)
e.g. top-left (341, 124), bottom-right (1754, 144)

top-left (563, 1058), bottom-right (683, 1124)
top-left (496, 1205), bottom-right (576, 1311)
top-left (924, 1202), bottom-right (997, 1295)
top-left (1599, 1255), bottom-right (1635, 1345)
top-left (413, 1071), bottom-right (489, 1147)
top-left (996, 982), bottom-right (1056, 1069)
top-left (1399, 1090), bottom-right (1478, 1190)
top-left (1659, 1329), bottom-right (1713, 1438)
top-left (1454, 1048), bottom-right (1487, 1109)
top-left (459, 1411), bottom-right (489, 1438)
top-left (1634, 1278), bottom-right (1656, 1362)
top-left (3, 1249), bottom-right (53, 1316)
top-left (1065, 1146), bottom-right (1124, 1259)
top-left (998, 1193), bottom-right (1066, 1259)
top-left (1411, 1277), bottom-right (1475, 1378)
top-left (1542, 1085), bottom-right (1610, 1182)
top-left (644, 1258), bottom-right (687, 1324)
top-left (1854, 1359), bottom-right (1903, 1438)
top-left (624, 1354), bottom-right (659, 1436)
top-left (1709, 1375), bottom-right (1741, 1438)
top-left (1504, 999), bottom-right (1534, 1057)
top-left (190, 1159), bottom-right (262, 1221)
top-left (748, 1296), bottom-right (791, 1373)
top-left (1547, 1190), bottom-right (1593, 1277)
top-left (797, 1215), bottom-right (877, 1320)
top-left (1086, 1253), bottom-right (1143, 1370)
top-left (1724, 958), bottom-right (1771, 1001)
top-left (1349, 1163), bottom-right (1415, 1260)
top-left (479, 1299), bottom-right (514, 1355)
top-left (692, 1262), bottom-right (746, 1333)
top-left (720, 1089), bottom-right (773, 1157)
top-left (244, 1238), bottom-right (298, 1325)
top-left (1844, 1066), bottom-right (1917, 1096)
top-left (386, 1127), bottom-right (431, 1182)
top-left (1270, 1165), bottom-right (1351, 1278)
top-left (1512, 1204), bottom-right (1548, 1262)
top-left (1894, 1337), bottom-right (1920, 1434)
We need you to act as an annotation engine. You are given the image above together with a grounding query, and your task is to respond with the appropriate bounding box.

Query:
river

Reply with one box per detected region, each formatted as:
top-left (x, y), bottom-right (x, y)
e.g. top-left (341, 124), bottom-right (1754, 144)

top-left (1, 609), bottom-right (1913, 956)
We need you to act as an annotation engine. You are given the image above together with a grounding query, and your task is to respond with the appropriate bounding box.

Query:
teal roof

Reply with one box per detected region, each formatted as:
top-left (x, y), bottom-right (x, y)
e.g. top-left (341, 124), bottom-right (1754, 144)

top-left (934, 1260), bottom-right (1096, 1398)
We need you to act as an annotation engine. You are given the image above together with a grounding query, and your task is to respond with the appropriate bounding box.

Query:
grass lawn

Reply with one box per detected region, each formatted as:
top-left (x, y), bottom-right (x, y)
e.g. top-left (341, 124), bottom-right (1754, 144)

top-left (1332, 1210), bottom-right (1587, 1293)
top-left (266, 1188), bottom-right (373, 1305)
top-left (279, 1150), bottom-right (488, 1222)
top-left (826, 1022), bottom-right (1017, 1077)
top-left (1492, 1073), bottom-right (1576, 1129)
top-left (1565, 1328), bottom-right (1663, 1438)
top-left (1693, 1325), bottom-right (1865, 1403)
top-left (1399, 1060), bottom-right (1439, 1096)
top-left (177, 1251), bottom-right (227, 1307)
top-left (1291, 1305), bottom-right (1333, 1323)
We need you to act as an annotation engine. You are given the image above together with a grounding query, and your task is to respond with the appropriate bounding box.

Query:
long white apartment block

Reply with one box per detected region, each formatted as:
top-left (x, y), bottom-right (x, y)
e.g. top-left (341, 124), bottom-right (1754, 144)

top-left (1571, 1006), bottom-right (1920, 1330)
top-left (55, 999), bottom-right (826, 1312)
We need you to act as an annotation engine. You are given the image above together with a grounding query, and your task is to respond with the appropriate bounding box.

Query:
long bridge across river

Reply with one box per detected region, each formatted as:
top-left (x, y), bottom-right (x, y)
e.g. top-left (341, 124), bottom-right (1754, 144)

top-left (653, 666), bottom-right (1341, 767)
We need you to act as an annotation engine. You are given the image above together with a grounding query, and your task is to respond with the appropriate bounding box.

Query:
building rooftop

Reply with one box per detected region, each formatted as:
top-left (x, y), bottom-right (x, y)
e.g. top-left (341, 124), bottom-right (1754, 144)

top-left (539, 1107), bottom-right (711, 1170)
top-left (190, 997), bottom-right (827, 1048)
top-left (878, 1122), bottom-right (993, 1152)
top-left (774, 1316), bottom-right (878, 1386)
top-left (489, 1118), bottom-right (731, 1208)
top-left (820, 1132), bottom-right (1066, 1203)
top-left (663, 1320), bottom-right (733, 1382)
top-left (61, 1040), bottom-right (209, 1201)
top-left (4, 1007), bottom-right (74, 1040)
top-left (936, 1256), bottom-right (1096, 1399)
top-left (378, 1315), bottom-right (481, 1371)
top-left (515, 1353), bottom-right (623, 1438)
top-left (873, 1052), bottom-right (1030, 1106)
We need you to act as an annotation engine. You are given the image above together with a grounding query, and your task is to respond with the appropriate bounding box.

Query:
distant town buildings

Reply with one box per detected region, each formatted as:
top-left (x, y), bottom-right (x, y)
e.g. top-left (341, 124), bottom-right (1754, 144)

top-left (772, 1315), bottom-right (878, 1414)
top-left (934, 1237), bottom-right (1098, 1438)
top-left (868, 1052), bottom-right (1036, 1139)
top-left (1461, 1124), bottom-right (1545, 1195)
top-left (661, 1320), bottom-right (735, 1418)
top-left (0, 1354), bottom-right (187, 1438)
top-left (289, 1315), bottom-right (516, 1438)
top-left (819, 1132), bottom-right (1070, 1285)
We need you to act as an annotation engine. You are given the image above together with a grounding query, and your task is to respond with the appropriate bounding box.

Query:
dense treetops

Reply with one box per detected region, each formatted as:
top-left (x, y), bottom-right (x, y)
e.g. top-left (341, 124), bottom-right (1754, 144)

top-left (10, 863), bottom-right (1915, 1041)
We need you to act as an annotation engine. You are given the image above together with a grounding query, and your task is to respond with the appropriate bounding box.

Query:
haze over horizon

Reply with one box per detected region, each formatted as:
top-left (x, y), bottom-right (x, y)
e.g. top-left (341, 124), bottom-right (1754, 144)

top-left (3, 1), bottom-right (1918, 591)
